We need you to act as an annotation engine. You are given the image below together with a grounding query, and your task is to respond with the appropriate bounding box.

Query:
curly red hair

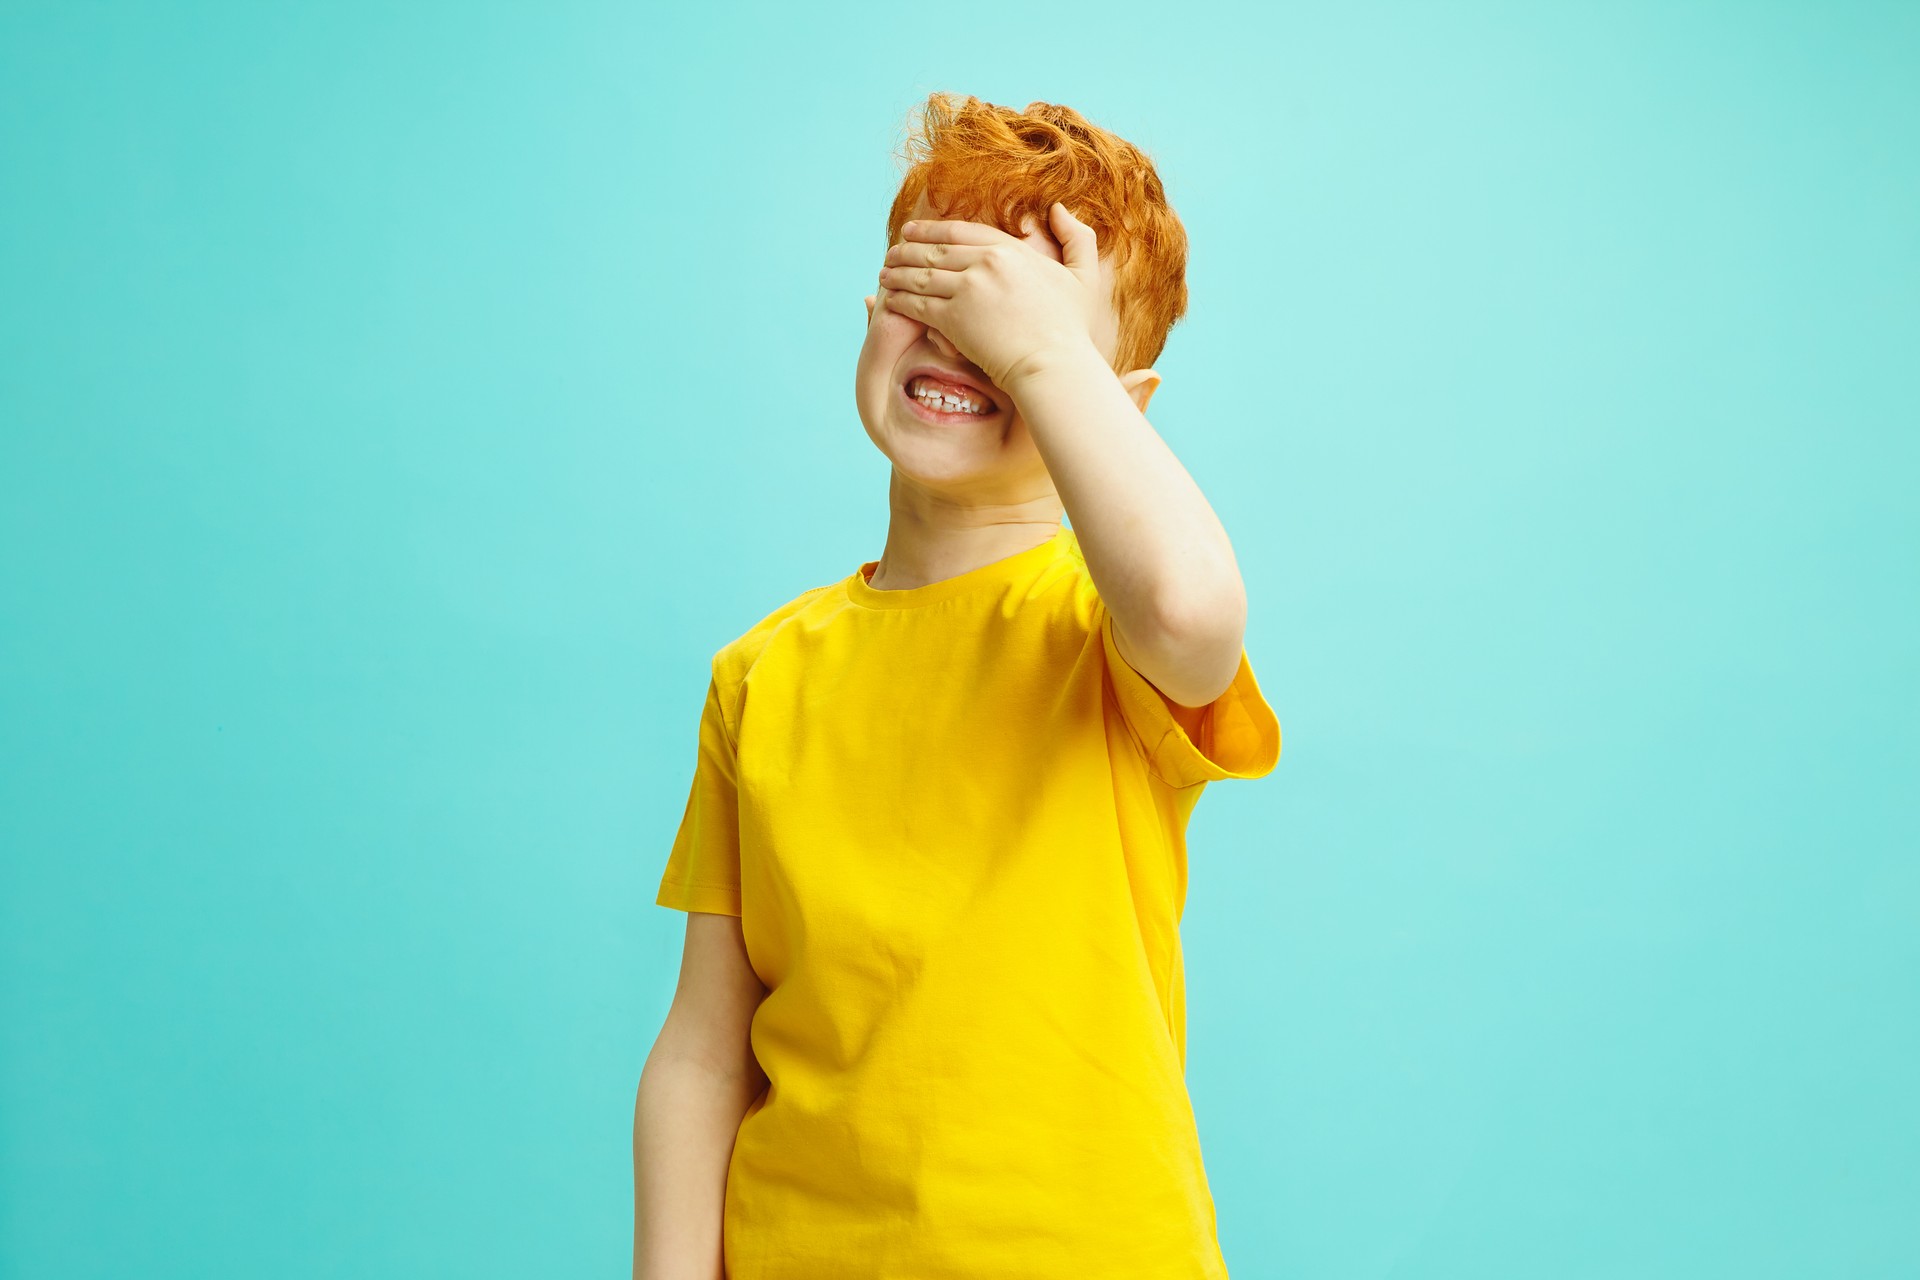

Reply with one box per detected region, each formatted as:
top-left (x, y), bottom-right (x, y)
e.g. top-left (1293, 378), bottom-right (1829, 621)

top-left (886, 93), bottom-right (1189, 375)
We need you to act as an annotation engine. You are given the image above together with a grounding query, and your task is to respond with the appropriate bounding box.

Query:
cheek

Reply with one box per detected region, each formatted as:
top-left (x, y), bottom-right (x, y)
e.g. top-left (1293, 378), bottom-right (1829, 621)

top-left (859, 308), bottom-right (922, 374)
top-left (875, 299), bottom-right (924, 339)
top-left (855, 323), bottom-right (907, 408)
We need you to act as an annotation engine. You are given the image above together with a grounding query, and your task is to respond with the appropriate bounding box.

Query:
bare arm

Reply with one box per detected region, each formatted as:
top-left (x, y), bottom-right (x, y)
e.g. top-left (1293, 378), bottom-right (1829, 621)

top-left (1006, 339), bottom-right (1249, 709)
top-left (633, 910), bottom-right (768, 1280)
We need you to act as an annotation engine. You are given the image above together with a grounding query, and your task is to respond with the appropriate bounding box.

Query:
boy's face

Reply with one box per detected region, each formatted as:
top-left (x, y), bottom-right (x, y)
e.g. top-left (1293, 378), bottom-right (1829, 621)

top-left (854, 193), bottom-right (1128, 498)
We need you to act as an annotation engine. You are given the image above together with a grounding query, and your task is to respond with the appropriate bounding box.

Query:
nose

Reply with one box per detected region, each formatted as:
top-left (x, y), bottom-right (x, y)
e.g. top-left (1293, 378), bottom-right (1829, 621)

top-left (925, 326), bottom-right (962, 361)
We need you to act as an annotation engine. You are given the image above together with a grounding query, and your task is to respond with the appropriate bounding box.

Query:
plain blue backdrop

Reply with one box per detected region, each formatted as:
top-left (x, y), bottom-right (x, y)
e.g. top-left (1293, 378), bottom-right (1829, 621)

top-left (2, 3), bottom-right (1914, 1277)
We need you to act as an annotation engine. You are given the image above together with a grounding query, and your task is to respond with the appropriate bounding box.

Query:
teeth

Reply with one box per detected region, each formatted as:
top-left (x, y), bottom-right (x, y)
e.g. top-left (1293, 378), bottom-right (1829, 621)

top-left (908, 377), bottom-right (989, 415)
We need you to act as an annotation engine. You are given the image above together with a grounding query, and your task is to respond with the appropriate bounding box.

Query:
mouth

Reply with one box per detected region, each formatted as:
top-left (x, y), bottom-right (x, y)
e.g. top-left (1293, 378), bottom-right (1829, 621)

top-left (898, 367), bottom-right (1002, 423)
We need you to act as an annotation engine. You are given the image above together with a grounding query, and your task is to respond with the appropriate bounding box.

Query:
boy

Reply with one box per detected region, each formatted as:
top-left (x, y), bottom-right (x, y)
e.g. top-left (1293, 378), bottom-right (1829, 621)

top-left (634, 93), bottom-right (1281, 1279)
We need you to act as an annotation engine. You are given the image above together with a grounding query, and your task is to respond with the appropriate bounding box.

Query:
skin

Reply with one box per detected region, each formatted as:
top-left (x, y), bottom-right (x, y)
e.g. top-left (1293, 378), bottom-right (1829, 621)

top-left (633, 912), bottom-right (766, 1280)
top-left (634, 192), bottom-right (1249, 1279)
top-left (862, 193), bottom-right (1249, 710)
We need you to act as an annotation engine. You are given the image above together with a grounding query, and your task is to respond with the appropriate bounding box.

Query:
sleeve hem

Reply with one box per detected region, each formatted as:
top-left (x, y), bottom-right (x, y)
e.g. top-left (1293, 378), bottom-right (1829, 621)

top-left (655, 879), bottom-right (743, 917)
top-left (1101, 612), bottom-right (1282, 789)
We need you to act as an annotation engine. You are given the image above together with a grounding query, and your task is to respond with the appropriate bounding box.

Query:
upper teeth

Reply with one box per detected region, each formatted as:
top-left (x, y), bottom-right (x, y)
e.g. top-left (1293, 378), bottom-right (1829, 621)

top-left (910, 377), bottom-right (989, 415)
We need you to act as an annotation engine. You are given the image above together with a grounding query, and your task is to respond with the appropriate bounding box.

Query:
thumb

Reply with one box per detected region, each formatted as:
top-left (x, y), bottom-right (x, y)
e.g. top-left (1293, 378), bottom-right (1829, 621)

top-left (1049, 202), bottom-right (1099, 279)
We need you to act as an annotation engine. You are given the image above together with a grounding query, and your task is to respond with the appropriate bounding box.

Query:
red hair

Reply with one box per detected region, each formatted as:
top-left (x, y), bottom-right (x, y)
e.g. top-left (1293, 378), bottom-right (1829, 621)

top-left (886, 93), bottom-right (1189, 374)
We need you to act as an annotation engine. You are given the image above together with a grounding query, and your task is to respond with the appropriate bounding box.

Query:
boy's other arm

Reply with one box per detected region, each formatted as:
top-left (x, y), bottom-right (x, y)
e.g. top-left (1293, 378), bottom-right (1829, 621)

top-left (633, 911), bottom-right (768, 1280)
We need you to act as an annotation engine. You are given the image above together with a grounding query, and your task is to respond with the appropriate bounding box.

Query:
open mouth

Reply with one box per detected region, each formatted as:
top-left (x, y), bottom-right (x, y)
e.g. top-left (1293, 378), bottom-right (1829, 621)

top-left (900, 371), bottom-right (1001, 422)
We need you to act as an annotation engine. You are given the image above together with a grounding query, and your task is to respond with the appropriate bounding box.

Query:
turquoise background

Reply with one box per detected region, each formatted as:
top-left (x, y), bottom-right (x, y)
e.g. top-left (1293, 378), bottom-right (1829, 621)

top-left (2, 2), bottom-right (1914, 1276)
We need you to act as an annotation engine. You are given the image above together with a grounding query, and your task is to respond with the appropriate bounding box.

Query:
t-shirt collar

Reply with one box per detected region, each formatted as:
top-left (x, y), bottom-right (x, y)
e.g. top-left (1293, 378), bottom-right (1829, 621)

top-left (845, 525), bottom-right (1074, 610)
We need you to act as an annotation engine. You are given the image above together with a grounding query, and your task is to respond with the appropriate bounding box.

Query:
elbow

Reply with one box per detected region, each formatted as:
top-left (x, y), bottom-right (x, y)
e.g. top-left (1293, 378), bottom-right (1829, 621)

top-left (1149, 581), bottom-right (1248, 707)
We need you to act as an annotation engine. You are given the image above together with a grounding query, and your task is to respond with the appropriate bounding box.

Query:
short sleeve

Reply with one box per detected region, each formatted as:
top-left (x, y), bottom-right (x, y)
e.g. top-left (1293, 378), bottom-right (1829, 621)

top-left (655, 673), bottom-right (744, 916)
top-left (1098, 605), bottom-right (1282, 789)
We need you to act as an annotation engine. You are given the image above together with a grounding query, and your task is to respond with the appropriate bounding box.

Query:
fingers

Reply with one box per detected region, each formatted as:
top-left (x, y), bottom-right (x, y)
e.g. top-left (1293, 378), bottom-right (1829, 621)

top-left (877, 264), bottom-right (962, 297)
top-left (880, 286), bottom-right (945, 323)
top-left (884, 240), bottom-right (989, 271)
top-left (1048, 201), bottom-right (1088, 231)
top-left (898, 219), bottom-right (1017, 247)
top-left (1049, 202), bottom-right (1100, 274)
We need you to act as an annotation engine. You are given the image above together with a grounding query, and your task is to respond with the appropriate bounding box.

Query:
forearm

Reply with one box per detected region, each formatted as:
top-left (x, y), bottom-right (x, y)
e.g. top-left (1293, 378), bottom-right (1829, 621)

top-left (1008, 344), bottom-right (1246, 693)
top-left (632, 1049), bottom-right (764, 1280)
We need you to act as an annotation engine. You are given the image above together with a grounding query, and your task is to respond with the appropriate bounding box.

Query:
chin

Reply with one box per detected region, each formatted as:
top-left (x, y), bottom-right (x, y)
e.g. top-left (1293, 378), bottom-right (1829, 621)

top-left (872, 411), bottom-right (1043, 493)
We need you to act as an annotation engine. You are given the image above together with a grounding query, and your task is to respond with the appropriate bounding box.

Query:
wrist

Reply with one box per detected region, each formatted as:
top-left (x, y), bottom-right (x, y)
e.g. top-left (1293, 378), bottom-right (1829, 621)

top-left (999, 338), bottom-right (1108, 406)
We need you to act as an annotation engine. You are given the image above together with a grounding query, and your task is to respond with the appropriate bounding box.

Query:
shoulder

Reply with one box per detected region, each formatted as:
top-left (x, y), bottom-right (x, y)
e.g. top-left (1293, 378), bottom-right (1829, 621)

top-left (706, 578), bottom-right (844, 719)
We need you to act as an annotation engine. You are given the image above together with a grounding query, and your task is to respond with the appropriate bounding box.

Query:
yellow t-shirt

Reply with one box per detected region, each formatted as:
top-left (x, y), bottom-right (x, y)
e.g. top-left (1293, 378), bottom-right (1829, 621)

top-left (655, 523), bottom-right (1281, 1279)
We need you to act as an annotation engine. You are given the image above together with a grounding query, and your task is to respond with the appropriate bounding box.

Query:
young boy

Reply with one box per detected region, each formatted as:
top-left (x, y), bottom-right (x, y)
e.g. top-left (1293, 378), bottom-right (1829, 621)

top-left (633, 93), bottom-right (1281, 1279)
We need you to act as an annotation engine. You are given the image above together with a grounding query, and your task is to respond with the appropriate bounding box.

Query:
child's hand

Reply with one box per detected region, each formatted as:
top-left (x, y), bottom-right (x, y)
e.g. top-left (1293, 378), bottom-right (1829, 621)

top-left (878, 203), bottom-right (1106, 397)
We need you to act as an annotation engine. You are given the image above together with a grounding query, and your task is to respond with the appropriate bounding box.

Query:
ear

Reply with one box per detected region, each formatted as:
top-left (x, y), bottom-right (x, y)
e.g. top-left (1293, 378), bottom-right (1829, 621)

top-left (1118, 367), bottom-right (1162, 415)
top-left (864, 294), bottom-right (876, 322)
